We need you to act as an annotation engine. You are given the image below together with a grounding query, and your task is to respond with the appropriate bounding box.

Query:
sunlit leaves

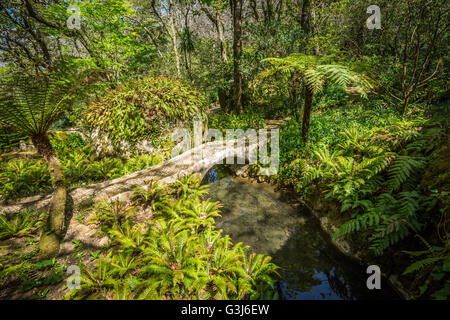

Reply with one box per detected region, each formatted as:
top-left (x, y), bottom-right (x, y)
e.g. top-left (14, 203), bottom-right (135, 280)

top-left (66, 174), bottom-right (278, 300)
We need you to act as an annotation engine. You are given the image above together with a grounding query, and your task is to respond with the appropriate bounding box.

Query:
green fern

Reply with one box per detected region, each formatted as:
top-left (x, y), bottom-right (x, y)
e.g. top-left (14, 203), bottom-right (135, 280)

top-left (261, 53), bottom-right (373, 96)
top-left (66, 174), bottom-right (278, 300)
top-left (387, 156), bottom-right (426, 191)
top-left (0, 210), bottom-right (45, 240)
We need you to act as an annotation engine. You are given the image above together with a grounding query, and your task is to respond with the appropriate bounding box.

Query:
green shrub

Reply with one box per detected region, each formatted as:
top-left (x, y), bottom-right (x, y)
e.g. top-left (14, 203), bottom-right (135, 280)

top-left (207, 108), bottom-right (265, 134)
top-left (0, 159), bottom-right (52, 200)
top-left (81, 76), bottom-right (208, 147)
top-left (278, 102), bottom-right (422, 166)
top-left (277, 104), bottom-right (448, 263)
top-left (313, 86), bottom-right (349, 110)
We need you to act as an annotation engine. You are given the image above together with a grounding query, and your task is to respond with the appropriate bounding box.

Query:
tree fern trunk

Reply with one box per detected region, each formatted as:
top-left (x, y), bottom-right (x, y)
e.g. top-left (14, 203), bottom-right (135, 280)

top-left (32, 133), bottom-right (66, 258)
top-left (302, 86), bottom-right (313, 144)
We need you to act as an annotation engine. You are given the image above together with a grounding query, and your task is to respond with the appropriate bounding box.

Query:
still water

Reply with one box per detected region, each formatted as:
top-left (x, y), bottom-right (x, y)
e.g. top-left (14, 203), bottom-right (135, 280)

top-left (202, 167), bottom-right (400, 300)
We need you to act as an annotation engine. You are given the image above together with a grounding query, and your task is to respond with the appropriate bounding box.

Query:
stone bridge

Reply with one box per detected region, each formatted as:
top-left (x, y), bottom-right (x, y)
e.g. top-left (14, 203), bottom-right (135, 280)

top-left (0, 133), bottom-right (268, 215)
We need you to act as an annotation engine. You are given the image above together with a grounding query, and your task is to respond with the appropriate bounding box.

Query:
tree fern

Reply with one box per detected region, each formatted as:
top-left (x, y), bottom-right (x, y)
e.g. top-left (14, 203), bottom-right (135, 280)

top-left (260, 53), bottom-right (372, 143)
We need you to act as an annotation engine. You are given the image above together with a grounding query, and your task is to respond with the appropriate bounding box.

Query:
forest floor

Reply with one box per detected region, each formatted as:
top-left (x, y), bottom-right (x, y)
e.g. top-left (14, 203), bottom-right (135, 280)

top-left (0, 116), bottom-right (291, 300)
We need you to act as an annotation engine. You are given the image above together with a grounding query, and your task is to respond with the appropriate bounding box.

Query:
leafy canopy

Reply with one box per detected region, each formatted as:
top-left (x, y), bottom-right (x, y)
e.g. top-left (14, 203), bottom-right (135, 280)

top-left (260, 53), bottom-right (373, 96)
top-left (0, 77), bottom-right (75, 137)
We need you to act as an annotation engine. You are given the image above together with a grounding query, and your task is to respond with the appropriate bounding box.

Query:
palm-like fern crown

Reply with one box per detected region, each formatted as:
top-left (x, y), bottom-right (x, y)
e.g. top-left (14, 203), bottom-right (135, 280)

top-left (261, 53), bottom-right (373, 97)
top-left (0, 77), bottom-right (74, 137)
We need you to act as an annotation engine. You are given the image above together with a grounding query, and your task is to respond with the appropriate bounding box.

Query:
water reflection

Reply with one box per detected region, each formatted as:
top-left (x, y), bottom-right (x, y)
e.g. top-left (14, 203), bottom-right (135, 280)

top-left (204, 167), bottom-right (400, 300)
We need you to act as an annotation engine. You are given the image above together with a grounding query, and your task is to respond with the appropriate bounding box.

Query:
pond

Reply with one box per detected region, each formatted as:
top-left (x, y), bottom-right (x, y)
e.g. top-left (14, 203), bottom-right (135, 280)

top-left (202, 166), bottom-right (401, 300)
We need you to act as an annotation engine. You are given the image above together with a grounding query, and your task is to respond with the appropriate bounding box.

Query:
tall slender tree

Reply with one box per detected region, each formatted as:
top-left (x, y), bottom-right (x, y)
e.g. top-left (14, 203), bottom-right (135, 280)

top-left (200, 0), bottom-right (229, 63)
top-left (300, 0), bottom-right (312, 35)
top-left (230, 0), bottom-right (243, 113)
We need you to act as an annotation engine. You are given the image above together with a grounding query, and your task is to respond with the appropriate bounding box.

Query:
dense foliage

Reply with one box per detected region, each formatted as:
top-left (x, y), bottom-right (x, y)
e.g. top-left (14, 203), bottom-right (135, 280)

top-left (68, 175), bottom-right (277, 300)
top-left (0, 133), bottom-right (164, 201)
top-left (0, 176), bottom-right (278, 300)
top-left (82, 76), bottom-right (207, 147)
top-left (275, 103), bottom-right (449, 299)
top-left (0, 0), bottom-right (448, 301)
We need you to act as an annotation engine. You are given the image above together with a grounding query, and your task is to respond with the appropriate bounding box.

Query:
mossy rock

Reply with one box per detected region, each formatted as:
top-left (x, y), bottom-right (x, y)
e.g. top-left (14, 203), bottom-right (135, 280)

top-left (421, 135), bottom-right (450, 191)
top-left (38, 232), bottom-right (60, 259)
top-left (48, 131), bottom-right (70, 142)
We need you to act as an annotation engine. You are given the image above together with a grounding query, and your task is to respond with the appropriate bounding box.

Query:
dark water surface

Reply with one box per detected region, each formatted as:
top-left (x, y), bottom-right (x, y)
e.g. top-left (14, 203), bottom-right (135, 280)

top-left (202, 167), bottom-right (400, 300)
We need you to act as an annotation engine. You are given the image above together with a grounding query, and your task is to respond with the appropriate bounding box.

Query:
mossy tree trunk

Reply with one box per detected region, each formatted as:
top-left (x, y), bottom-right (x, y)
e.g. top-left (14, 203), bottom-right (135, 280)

top-left (301, 86), bottom-right (314, 144)
top-left (300, 0), bottom-right (312, 35)
top-left (217, 16), bottom-right (228, 64)
top-left (31, 133), bottom-right (66, 259)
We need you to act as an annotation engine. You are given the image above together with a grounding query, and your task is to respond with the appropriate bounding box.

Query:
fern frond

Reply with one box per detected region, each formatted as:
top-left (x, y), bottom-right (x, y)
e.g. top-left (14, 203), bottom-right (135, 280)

top-left (402, 257), bottom-right (443, 275)
top-left (387, 156), bottom-right (426, 191)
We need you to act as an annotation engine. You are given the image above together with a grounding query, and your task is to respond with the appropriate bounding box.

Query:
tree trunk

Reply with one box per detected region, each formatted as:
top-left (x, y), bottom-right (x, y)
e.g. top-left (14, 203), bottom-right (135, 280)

top-left (31, 133), bottom-right (66, 259)
top-left (169, 22), bottom-right (181, 77)
top-left (184, 47), bottom-right (193, 82)
top-left (263, 0), bottom-right (275, 23)
top-left (300, 0), bottom-right (315, 143)
top-left (300, 0), bottom-right (320, 55)
top-left (217, 14), bottom-right (228, 64)
top-left (201, 7), bottom-right (228, 64)
top-left (301, 86), bottom-right (313, 144)
top-left (300, 0), bottom-right (312, 35)
top-left (168, 0), bottom-right (181, 77)
top-left (231, 0), bottom-right (243, 113)
top-left (249, 0), bottom-right (259, 21)
top-left (218, 87), bottom-right (230, 113)
top-left (401, 96), bottom-right (409, 115)
top-left (183, 11), bottom-right (193, 82)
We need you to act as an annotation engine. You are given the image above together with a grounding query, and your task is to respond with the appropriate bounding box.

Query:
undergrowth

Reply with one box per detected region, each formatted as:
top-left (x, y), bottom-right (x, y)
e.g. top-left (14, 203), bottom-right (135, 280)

top-left (0, 133), bottom-right (165, 201)
top-left (276, 101), bottom-right (449, 299)
top-left (65, 175), bottom-right (278, 300)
